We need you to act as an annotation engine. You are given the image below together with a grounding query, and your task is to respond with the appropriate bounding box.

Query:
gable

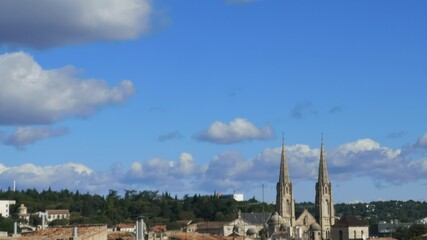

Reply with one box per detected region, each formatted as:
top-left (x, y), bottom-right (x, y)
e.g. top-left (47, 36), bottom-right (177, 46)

top-left (295, 209), bottom-right (317, 227)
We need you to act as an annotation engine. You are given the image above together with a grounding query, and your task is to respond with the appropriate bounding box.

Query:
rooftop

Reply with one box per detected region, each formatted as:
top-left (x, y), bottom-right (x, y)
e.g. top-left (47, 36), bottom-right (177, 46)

top-left (334, 215), bottom-right (369, 227)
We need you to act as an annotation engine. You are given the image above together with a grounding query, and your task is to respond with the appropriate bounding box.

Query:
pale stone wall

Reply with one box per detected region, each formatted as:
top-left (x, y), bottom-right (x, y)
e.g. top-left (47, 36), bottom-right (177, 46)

top-left (331, 226), bottom-right (369, 240)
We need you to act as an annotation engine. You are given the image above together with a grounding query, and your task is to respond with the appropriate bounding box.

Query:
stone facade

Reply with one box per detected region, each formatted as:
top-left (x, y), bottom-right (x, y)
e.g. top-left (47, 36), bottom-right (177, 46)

top-left (315, 139), bottom-right (335, 240)
top-left (331, 215), bottom-right (369, 240)
top-left (271, 137), bottom-right (334, 240)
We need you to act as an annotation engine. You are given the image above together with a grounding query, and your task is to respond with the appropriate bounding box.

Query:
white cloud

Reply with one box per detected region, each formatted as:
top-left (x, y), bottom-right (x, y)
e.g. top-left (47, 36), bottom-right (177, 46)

top-left (195, 118), bottom-right (274, 144)
top-left (0, 163), bottom-right (94, 191)
top-left (0, 0), bottom-right (152, 48)
top-left (125, 153), bottom-right (205, 191)
top-left (0, 52), bottom-right (135, 125)
top-left (2, 135), bottom-right (427, 196)
top-left (0, 126), bottom-right (68, 147)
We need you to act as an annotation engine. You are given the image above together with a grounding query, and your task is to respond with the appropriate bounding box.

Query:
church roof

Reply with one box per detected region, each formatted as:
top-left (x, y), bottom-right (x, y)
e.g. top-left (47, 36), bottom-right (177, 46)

top-left (334, 215), bottom-right (368, 227)
top-left (241, 212), bottom-right (271, 225)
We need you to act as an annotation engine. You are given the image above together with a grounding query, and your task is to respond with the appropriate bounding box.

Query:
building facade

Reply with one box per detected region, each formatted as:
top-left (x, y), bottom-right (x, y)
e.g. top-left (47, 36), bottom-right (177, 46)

top-left (0, 200), bottom-right (16, 217)
top-left (331, 215), bottom-right (369, 240)
top-left (271, 136), bottom-right (334, 240)
top-left (315, 139), bottom-right (335, 239)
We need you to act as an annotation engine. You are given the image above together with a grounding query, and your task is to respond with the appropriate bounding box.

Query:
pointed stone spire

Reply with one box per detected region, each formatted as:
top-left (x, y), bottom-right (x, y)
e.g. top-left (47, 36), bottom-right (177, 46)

top-left (318, 134), bottom-right (329, 184)
top-left (279, 133), bottom-right (291, 184)
top-left (275, 132), bottom-right (295, 226)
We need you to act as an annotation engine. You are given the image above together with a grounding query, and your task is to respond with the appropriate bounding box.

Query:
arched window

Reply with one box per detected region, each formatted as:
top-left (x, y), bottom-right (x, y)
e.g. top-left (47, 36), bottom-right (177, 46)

top-left (285, 186), bottom-right (288, 194)
top-left (354, 230), bottom-right (356, 239)
top-left (325, 186), bottom-right (328, 194)
top-left (339, 230), bottom-right (343, 240)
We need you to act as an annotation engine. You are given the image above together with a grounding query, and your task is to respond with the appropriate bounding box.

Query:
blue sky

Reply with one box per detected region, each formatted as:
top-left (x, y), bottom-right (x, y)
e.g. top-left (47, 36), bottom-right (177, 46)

top-left (0, 0), bottom-right (427, 203)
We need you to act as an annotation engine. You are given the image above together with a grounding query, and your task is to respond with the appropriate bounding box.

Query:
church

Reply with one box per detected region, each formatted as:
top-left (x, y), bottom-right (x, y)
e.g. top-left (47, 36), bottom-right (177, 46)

top-left (267, 137), bottom-right (335, 240)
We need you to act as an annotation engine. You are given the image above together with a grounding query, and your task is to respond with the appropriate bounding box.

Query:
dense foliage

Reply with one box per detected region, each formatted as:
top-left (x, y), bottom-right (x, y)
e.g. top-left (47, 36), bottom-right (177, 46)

top-left (0, 189), bottom-right (275, 229)
top-left (1, 188), bottom-right (427, 239)
top-left (393, 224), bottom-right (427, 240)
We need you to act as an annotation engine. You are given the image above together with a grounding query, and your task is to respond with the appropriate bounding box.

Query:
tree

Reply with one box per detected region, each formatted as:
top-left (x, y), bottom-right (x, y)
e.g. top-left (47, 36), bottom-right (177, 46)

top-left (0, 217), bottom-right (17, 234)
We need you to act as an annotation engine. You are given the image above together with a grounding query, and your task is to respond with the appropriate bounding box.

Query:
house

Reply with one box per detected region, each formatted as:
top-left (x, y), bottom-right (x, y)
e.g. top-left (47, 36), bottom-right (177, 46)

top-left (331, 215), bottom-right (369, 240)
top-left (377, 220), bottom-right (412, 237)
top-left (190, 221), bottom-right (224, 236)
top-left (223, 214), bottom-right (255, 237)
top-left (150, 225), bottom-right (167, 232)
top-left (0, 200), bottom-right (16, 217)
top-left (114, 223), bottom-right (135, 232)
top-left (46, 209), bottom-right (70, 222)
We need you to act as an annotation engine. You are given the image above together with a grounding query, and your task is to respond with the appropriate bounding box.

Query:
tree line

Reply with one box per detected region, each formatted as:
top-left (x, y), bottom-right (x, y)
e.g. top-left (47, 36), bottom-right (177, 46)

top-left (0, 189), bottom-right (427, 237)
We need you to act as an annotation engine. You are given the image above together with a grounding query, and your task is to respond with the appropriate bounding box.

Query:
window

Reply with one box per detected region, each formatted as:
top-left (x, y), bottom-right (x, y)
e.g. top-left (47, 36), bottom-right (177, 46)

top-left (339, 230), bottom-right (343, 240)
top-left (354, 230), bottom-right (356, 239)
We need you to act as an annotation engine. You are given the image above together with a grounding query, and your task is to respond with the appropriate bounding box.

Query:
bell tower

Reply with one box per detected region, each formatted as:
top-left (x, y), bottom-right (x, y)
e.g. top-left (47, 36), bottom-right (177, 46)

top-left (315, 136), bottom-right (335, 239)
top-left (276, 135), bottom-right (295, 226)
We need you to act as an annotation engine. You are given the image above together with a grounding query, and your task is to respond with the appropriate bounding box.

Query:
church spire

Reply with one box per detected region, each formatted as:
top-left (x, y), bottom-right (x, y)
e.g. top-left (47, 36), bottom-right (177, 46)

top-left (279, 133), bottom-right (291, 184)
top-left (318, 134), bottom-right (329, 185)
top-left (315, 134), bottom-right (335, 239)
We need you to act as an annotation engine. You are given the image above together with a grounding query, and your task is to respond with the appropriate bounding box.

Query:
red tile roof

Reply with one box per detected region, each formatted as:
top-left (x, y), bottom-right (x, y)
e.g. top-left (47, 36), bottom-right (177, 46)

top-left (150, 225), bottom-right (167, 231)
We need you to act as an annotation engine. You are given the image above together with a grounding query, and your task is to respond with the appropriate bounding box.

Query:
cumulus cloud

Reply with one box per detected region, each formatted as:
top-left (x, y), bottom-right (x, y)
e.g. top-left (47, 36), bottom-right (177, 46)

top-left (291, 102), bottom-right (317, 119)
top-left (0, 162), bottom-right (94, 191)
top-left (3, 135), bottom-right (427, 196)
top-left (328, 139), bottom-right (403, 182)
top-left (125, 152), bottom-right (205, 191)
top-left (0, 52), bottom-right (135, 125)
top-left (195, 118), bottom-right (274, 144)
top-left (197, 136), bottom-right (427, 192)
top-left (0, 126), bottom-right (68, 148)
top-left (0, 0), bottom-right (152, 48)
top-left (158, 131), bottom-right (184, 142)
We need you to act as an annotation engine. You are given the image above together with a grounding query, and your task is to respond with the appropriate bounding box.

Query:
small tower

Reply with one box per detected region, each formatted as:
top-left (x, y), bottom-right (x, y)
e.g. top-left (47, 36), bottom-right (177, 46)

top-left (276, 135), bottom-right (296, 227)
top-left (315, 136), bottom-right (335, 239)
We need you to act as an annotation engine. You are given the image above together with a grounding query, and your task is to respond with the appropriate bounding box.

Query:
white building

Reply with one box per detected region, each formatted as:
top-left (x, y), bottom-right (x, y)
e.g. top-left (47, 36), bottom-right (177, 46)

top-left (217, 193), bottom-right (244, 202)
top-left (0, 200), bottom-right (16, 217)
top-left (416, 217), bottom-right (427, 224)
top-left (45, 209), bottom-right (70, 222)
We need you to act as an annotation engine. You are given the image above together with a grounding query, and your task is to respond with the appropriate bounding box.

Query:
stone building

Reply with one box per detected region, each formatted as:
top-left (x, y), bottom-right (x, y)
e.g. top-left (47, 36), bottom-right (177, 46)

top-left (269, 136), bottom-right (334, 240)
top-left (0, 200), bottom-right (15, 218)
top-left (331, 215), bottom-right (369, 240)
